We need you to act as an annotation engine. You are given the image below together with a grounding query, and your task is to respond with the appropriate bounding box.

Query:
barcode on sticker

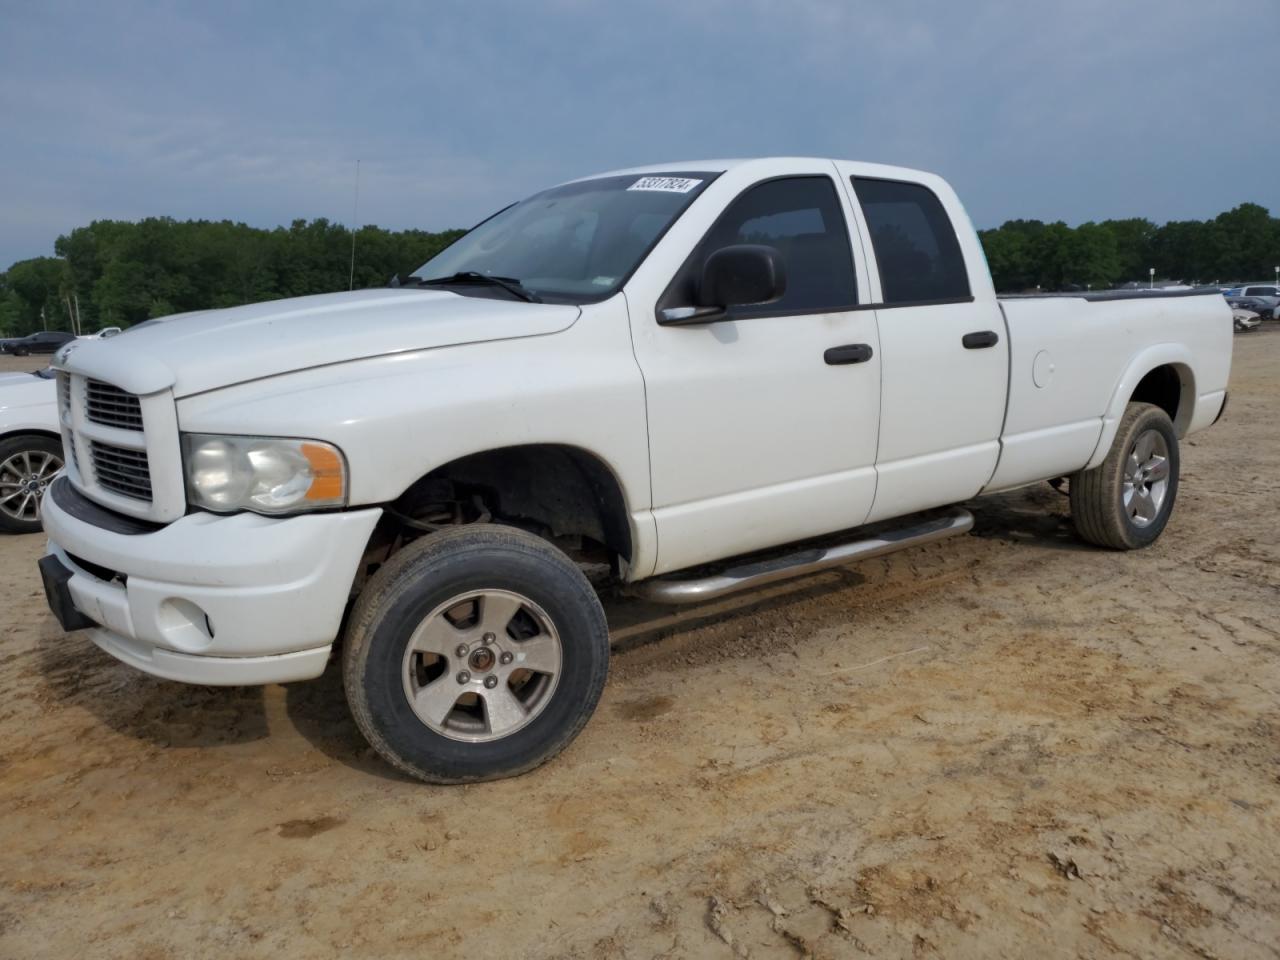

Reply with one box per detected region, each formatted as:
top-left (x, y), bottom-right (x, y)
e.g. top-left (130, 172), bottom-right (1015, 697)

top-left (627, 176), bottom-right (703, 194)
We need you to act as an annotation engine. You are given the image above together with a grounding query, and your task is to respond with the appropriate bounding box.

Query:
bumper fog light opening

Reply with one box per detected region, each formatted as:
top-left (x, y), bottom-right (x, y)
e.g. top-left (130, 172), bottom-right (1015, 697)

top-left (158, 598), bottom-right (216, 653)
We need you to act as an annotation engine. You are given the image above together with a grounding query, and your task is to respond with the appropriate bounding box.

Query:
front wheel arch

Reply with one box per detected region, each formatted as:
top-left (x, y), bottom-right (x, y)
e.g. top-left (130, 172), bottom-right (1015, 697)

top-left (390, 443), bottom-right (636, 566)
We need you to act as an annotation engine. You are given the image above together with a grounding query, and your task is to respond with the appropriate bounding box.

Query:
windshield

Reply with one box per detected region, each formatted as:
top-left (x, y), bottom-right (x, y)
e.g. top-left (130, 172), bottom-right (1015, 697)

top-left (410, 172), bottom-right (716, 303)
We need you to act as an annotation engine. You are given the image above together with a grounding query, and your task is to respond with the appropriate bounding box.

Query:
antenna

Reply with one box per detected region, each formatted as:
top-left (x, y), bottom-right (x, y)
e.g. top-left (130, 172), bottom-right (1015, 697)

top-left (348, 159), bottom-right (361, 291)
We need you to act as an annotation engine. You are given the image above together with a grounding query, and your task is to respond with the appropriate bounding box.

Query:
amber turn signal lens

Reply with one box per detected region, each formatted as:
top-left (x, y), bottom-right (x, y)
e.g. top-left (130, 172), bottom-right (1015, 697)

top-left (301, 442), bottom-right (345, 500)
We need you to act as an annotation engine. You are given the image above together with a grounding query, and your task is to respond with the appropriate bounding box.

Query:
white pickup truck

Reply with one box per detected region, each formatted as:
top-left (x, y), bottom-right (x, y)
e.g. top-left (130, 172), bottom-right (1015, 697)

top-left (42, 158), bottom-right (1232, 782)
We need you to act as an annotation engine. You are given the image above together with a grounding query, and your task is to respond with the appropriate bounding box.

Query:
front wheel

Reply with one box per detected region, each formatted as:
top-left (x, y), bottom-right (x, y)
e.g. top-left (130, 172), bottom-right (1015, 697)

top-left (0, 434), bottom-right (64, 534)
top-left (1069, 402), bottom-right (1179, 549)
top-left (343, 524), bottom-right (610, 783)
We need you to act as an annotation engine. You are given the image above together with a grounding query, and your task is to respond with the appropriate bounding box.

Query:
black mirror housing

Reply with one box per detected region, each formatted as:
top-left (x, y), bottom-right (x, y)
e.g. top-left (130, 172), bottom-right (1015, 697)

top-left (697, 244), bottom-right (787, 309)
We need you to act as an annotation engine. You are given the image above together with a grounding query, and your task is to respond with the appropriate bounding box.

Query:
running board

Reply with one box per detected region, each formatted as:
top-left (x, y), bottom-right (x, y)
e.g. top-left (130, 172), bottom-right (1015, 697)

top-left (632, 506), bottom-right (974, 605)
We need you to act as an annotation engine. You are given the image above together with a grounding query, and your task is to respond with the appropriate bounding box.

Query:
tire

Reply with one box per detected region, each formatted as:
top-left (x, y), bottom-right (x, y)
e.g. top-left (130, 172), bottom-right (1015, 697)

top-left (1069, 402), bottom-right (1179, 550)
top-left (13, 347), bottom-right (28, 357)
top-left (0, 434), bottom-right (64, 534)
top-left (343, 523), bottom-right (610, 783)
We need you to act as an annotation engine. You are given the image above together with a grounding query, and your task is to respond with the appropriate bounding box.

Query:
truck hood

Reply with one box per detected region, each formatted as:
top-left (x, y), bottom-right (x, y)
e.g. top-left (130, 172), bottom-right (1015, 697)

top-left (52, 289), bottom-right (581, 397)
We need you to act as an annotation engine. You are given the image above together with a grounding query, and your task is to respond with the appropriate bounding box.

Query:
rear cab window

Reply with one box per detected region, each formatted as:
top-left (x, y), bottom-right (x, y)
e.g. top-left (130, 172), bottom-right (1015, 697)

top-left (852, 177), bottom-right (971, 306)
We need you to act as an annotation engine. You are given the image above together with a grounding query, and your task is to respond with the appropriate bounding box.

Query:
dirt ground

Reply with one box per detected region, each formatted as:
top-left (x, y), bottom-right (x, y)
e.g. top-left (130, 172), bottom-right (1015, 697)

top-left (1, 332), bottom-right (1278, 960)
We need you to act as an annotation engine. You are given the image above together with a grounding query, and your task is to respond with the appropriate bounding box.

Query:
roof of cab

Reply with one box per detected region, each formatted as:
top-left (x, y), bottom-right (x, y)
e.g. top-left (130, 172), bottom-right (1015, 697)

top-left (567, 156), bottom-right (938, 185)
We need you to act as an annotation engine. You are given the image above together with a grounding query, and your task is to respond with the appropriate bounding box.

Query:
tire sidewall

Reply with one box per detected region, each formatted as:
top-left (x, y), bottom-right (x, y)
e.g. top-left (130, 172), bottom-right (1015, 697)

top-left (348, 532), bottom-right (608, 782)
top-left (1114, 407), bottom-right (1179, 548)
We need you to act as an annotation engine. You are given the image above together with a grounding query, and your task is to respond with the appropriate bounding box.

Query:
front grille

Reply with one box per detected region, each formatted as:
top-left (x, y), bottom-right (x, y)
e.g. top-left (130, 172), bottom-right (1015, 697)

top-left (61, 372), bottom-right (172, 519)
top-left (89, 441), bottom-right (153, 502)
top-left (86, 379), bottom-right (143, 431)
top-left (56, 373), bottom-right (80, 472)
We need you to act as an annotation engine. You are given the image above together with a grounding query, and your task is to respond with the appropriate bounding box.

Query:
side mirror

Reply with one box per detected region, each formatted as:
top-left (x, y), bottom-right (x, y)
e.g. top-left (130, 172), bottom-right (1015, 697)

top-left (700, 244), bottom-right (786, 308)
top-left (660, 244), bottom-right (787, 325)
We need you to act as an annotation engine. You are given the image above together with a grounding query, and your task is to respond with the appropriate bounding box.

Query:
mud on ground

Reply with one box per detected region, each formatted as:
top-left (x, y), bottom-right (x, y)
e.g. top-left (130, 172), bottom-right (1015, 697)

top-left (1, 333), bottom-right (1278, 959)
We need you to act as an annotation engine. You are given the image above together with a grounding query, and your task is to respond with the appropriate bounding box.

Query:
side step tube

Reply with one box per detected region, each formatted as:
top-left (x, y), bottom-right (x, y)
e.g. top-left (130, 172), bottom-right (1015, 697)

top-left (633, 506), bottom-right (974, 605)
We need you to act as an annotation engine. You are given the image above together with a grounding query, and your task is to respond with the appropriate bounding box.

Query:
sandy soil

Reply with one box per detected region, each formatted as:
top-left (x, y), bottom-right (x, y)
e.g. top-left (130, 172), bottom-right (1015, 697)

top-left (1, 333), bottom-right (1278, 959)
top-left (0, 355), bottom-right (50, 375)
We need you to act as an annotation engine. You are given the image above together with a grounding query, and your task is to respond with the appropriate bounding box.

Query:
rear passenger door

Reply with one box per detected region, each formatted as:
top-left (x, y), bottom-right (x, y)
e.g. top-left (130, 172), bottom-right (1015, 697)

top-left (836, 168), bottom-right (1009, 523)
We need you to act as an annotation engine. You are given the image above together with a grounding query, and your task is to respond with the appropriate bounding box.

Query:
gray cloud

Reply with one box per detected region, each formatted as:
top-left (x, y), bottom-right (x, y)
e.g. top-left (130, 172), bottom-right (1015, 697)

top-left (2, 0), bottom-right (1276, 267)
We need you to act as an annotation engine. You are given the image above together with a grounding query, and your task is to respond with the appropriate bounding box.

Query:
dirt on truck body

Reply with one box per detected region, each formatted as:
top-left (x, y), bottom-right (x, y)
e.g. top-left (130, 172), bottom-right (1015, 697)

top-left (1, 336), bottom-right (1278, 959)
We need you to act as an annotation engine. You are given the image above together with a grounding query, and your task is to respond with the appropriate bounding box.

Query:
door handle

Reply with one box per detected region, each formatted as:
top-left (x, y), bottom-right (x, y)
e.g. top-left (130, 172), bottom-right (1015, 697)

top-left (962, 330), bottom-right (999, 349)
top-left (824, 343), bottom-right (874, 365)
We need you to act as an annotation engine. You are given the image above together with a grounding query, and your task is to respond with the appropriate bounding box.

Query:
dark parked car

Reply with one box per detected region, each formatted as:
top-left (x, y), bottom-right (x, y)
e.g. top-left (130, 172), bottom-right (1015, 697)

top-left (0, 330), bottom-right (75, 356)
top-left (1227, 296), bottom-right (1277, 320)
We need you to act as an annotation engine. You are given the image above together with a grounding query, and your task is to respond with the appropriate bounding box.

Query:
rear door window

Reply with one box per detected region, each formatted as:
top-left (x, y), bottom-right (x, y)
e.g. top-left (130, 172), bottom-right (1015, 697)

top-left (852, 177), bottom-right (971, 305)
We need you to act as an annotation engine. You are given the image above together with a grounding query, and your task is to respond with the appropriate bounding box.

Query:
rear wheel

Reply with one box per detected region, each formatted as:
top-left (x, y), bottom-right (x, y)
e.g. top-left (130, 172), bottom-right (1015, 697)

top-left (0, 435), bottom-right (63, 534)
top-left (1070, 402), bottom-right (1178, 550)
top-left (343, 524), bottom-right (610, 783)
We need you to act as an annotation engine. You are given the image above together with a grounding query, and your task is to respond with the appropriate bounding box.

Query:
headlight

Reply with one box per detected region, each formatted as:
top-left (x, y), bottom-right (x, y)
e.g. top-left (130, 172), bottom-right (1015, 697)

top-left (182, 434), bottom-right (347, 514)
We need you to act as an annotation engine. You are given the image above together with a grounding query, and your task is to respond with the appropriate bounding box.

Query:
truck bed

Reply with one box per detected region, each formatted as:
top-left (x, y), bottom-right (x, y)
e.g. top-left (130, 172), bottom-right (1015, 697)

top-left (986, 292), bottom-right (1232, 493)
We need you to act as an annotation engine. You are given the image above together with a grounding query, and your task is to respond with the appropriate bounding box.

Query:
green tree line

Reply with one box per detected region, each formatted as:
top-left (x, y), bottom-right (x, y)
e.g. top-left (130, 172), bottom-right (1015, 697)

top-left (0, 218), bottom-right (464, 336)
top-left (2, 203), bottom-right (1278, 336)
top-left (978, 203), bottom-right (1279, 292)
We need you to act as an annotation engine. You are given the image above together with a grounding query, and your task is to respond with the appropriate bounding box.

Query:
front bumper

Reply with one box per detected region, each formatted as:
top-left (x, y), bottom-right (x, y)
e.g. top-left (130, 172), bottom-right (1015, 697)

top-left (41, 478), bottom-right (382, 685)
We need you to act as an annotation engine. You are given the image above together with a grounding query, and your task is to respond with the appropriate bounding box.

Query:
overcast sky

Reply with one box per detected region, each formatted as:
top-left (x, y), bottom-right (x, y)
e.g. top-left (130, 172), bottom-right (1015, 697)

top-left (2, 0), bottom-right (1277, 268)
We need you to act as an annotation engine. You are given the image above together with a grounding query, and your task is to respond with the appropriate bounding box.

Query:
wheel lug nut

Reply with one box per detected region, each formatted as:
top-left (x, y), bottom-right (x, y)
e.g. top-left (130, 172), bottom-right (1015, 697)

top-left (456, 671), bottom-right (471, 684)
top-left (483, 675), bottom-right (498, 689)
top-left (499, 651), bottom-right (513, 665)
top-left (456, 644), bottom-right (468, 657)
top-left (482, 632), bottom-right (496, 646)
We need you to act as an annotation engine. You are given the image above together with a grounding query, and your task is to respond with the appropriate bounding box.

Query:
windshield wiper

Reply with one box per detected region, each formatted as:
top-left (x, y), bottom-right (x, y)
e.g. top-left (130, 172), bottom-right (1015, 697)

top-left (412, 271), bottom-right (542, 303)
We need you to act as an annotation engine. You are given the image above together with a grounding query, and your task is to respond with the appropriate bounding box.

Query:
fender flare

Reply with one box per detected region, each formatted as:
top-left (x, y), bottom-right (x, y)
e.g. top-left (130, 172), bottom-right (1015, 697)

top-left (0, 424), bottom-right (62, 442)
top-left (391, 442), bottom-right (658, 581)
top-left (1084, 343), bottom-right (1196, 470)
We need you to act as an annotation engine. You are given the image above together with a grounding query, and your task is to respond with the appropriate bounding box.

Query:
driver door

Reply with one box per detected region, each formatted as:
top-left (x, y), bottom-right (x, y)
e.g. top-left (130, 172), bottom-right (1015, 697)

top-left (624, 162), bottom-right (882, 576)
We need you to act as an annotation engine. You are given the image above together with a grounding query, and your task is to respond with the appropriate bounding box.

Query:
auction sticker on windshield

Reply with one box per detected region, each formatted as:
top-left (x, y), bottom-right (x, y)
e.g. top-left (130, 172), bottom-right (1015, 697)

top-left (627, 176), bottom-right (703, 193)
